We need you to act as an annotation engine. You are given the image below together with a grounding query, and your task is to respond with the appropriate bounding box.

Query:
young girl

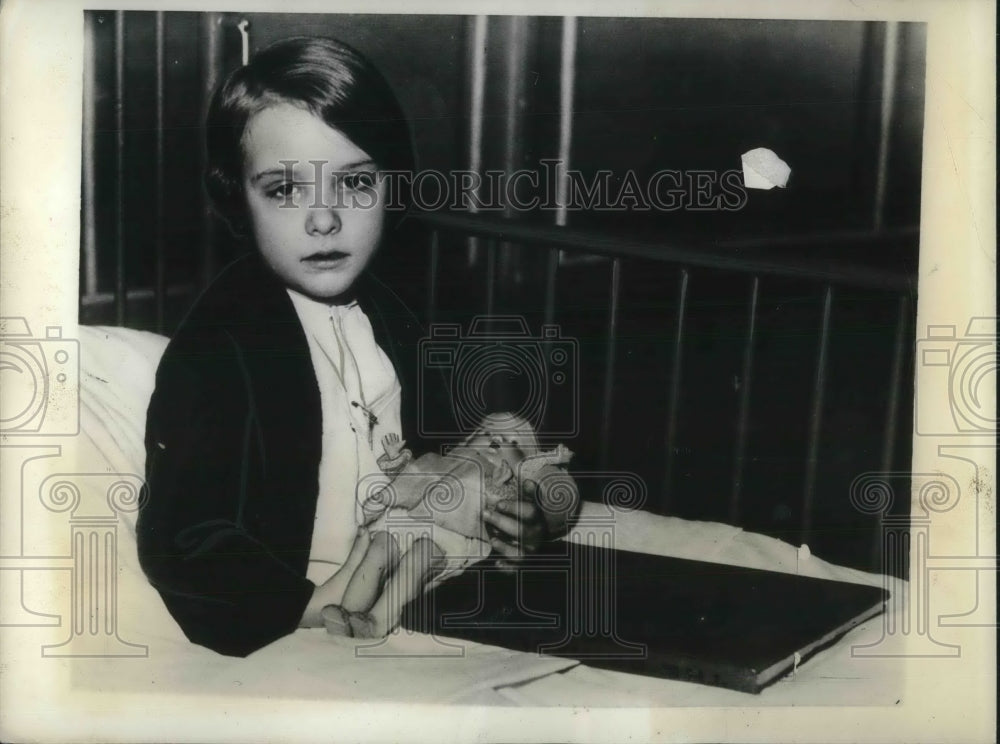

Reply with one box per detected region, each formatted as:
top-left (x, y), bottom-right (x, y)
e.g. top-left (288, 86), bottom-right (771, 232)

top-left (137, 36), bottom-right (568, 657)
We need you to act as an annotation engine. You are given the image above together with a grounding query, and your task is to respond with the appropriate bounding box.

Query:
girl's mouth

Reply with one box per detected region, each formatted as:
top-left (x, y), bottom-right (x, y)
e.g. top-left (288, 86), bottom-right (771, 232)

top-left (302, 250), bottom-right (350, 268)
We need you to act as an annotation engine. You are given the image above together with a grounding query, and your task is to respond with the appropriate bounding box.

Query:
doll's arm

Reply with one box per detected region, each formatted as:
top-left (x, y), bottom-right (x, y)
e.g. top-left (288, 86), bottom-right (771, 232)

top-left (516, 445), bottom-right (579, 538)
top-left (376, 432), bottom-right (413, 474)
top-left (526, 464), bottom-right (579, 538)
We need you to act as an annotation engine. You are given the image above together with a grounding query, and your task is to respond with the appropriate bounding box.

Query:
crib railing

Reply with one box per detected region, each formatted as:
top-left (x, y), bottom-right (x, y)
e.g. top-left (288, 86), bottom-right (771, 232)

top-left (410, 209), bottom-right (916, 572)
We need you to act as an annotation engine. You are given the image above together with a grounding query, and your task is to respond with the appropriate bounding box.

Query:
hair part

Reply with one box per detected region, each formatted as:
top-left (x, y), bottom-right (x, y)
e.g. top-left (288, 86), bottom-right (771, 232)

top-left (205, 36), bottom-right (415, 237)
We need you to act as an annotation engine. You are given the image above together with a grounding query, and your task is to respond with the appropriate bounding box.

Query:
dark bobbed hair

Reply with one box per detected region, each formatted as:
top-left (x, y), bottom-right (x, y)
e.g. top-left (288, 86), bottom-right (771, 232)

top-left (205, 36), bottom-right (415, 237)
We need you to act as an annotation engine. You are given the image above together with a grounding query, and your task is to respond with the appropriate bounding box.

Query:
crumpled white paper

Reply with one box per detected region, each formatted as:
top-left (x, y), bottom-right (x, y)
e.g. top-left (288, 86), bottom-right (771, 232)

top-left (741, 147), bottom-right (791, 190)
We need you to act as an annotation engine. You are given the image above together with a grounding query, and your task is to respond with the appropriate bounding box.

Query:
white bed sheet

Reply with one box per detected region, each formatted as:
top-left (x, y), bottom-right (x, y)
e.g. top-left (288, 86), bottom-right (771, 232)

top-left (63, 325), bottom-right (903, 706)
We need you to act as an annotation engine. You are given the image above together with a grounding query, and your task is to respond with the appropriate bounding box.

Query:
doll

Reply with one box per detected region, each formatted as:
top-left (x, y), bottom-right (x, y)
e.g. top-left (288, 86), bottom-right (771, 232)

top-left (322, 413), bottom-right (578, 637)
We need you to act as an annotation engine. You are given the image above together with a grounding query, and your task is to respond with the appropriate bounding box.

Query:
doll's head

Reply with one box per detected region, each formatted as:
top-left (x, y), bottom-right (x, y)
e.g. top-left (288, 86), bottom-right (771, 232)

top-left (204, 37), bottom-right (414, 300)
top-left (464, 412), bottom-right (542, 464)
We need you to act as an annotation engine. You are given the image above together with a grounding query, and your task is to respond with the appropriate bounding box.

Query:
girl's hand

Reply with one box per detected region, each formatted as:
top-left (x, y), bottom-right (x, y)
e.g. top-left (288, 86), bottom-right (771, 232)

top-left (483, 482), bottom-right (548, 569)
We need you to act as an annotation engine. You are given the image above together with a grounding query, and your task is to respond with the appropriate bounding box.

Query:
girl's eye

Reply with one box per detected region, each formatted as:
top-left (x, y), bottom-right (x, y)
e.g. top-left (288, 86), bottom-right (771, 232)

top-left (267, 183), bottom-right (300, 201)
top-left (338, 171), bottom-right (377, 192)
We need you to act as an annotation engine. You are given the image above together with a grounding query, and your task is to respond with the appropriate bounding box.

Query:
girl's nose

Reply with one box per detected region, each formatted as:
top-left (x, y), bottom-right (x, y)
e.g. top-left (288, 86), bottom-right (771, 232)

top-left (305, 203), bottom-right (342, 235)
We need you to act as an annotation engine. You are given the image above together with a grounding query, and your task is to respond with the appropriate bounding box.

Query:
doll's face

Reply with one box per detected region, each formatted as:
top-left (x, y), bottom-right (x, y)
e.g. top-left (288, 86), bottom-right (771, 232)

top-left (241, 103), bottom-right (388, 302)
top-left (465, 428), bottom-right (528, 472)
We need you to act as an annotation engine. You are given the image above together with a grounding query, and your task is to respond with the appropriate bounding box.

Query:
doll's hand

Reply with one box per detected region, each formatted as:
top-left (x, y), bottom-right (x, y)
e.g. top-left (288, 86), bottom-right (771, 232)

top-left (381, 432), bottom-right (406, 458)
top-left (483, 481), bottom-right (547, 569)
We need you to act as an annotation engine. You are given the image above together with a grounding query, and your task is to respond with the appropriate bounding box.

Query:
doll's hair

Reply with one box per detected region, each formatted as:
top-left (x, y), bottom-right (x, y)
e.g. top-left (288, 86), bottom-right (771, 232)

top-left (204, 36), bottom-right (415, 237)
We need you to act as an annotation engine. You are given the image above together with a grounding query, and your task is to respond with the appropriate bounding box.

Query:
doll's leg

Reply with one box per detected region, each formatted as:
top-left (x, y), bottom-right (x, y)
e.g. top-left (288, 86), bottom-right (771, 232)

top-left (319, 526), bottom-right (373, 606)
top-left (322, 530), bottom-right (402, 637)
top-left (341, 530), bottom-right (401, 614)
top-left (347, 537), bottom-right (445, 639)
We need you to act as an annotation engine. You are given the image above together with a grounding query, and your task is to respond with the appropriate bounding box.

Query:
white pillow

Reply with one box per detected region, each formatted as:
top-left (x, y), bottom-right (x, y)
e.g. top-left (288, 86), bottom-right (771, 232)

top-left (78, 325), bottom-right (168, 535)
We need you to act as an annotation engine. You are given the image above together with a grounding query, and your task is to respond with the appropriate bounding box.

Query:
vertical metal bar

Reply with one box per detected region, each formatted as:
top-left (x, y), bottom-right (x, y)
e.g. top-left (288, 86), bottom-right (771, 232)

top-left (544, 16), bottom-right (577, 327)
top-left (466, 16), bottom-right (488, 267)
top-left (874, 293), bottom-right (909, 569)
top-left (426, 229), bottom-right (440, 327)
top-left (200, 13), bottom-right (222, 290)
top-left (729, 276), bottom-right (760, 523)
top-left (237, 19), bottom-right (251, 66)
top-left (599, 258), bottom-right (622, 470)
top-left (114, 11), bottom-right (126, 326)
top-left (873, 21), bottom-right (899, 231)
top-left (880, 294), bottom-right (909, 475)
top-left (81, 12), bottom-right (98, 300)
top-left (154, 12), bottom-right (166, 333)
top-left (502, 17), bottom-right (528, 189)
top-left (849, 22), bottom-right (877, 207)
top-left (499, 17), bottom-right (529, 285)
top-left (662, 269), bottom-right (690, 509)
top-left (802, 285), bottom-right (834, 542)
top-left (555, 16), bottom-right (576, 230)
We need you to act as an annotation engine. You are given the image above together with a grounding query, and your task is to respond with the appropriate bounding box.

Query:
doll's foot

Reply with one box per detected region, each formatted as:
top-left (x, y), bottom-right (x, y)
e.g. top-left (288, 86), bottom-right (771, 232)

top-left (321, 605), bottom-right (352, 636)
top-left (321, 605), bottom-right (386, 640)
top-left (346, 610), bottom-right (379, 638)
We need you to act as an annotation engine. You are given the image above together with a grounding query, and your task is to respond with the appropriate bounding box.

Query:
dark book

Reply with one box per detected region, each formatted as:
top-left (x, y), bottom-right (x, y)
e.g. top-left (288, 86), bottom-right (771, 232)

top-left (401, 541), bottom-right (888, 694)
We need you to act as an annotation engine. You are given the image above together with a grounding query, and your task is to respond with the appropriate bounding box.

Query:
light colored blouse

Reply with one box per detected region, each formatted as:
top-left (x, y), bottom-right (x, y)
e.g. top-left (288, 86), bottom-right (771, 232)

top-left (286, 288), bottom-right (403, 584)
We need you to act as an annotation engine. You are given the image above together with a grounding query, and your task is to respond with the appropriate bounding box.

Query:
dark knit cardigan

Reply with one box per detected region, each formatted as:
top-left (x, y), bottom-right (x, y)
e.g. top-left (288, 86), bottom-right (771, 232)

top-left (137, 254), bottom-right (452, 657)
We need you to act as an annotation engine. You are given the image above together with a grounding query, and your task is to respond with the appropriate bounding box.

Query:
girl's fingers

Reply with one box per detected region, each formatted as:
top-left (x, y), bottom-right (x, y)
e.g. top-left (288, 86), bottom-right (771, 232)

top-left (489, 536), bottom-right (520, 560)
top-left (521, 478), bottom-right (539, 499)
top-left (485, 500), bottom-right (543, 548)
top-left (482, 506), bottom-right (521, 540)
top-left (493, 498), bottom-right (539, 520)
top-left (494, 557), bottom-right (518, 573)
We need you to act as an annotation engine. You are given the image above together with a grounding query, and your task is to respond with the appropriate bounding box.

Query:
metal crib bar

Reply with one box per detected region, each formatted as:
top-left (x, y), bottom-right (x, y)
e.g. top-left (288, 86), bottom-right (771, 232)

top-left (801, 284), bottom-right (834, 542)
top-left (154, 12), bottom-right (166, 333)
top-left (730, 275), bottom-right (760, 523)
top-left (414, 210), bottom-right (915, 292)
top-left (114, 11), bottom-right (126, 326)
top-left (544, 14), bottom-right (576, 326)
top-left (880, 293), bottom-right (910, 476)
top-left (662, 268), bottom-right (690, 511)
top-left (82, 12), bottom-right (98, 301)
top-left (599, 257), bottom-right (622, 470)
top-left (874, 21), bottom-right (900, 231)
top-left (465, 15), bottom-right (488, 268)
top-left (199, 13), bottom-right (223, 290)
top-left (874, 293), bottom-right (910, 568)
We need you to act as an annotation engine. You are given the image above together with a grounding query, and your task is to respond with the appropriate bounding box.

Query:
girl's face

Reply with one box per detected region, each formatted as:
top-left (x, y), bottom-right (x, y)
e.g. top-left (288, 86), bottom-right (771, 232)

top-left (241, 103), bottom-right (388, 302)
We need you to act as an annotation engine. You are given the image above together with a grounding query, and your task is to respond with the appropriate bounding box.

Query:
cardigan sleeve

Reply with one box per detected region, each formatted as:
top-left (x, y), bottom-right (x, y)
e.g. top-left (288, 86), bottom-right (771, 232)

top-left (137, 331), bottom-right (315, 657)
